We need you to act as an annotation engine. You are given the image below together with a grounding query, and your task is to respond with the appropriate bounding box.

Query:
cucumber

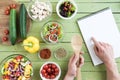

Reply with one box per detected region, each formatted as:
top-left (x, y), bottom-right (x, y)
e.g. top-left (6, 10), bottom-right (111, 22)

top-left (10, 9), bottom-right (17, 45)
top-left (19, 4), bottom-right (27, 39)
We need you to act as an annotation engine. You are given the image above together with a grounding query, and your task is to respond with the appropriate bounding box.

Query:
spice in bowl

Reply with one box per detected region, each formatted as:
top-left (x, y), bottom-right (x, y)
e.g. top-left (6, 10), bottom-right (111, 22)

top-left (38, 48), bottom-right (51, 59)
top-left (54, 47), bottom-right (67, 60)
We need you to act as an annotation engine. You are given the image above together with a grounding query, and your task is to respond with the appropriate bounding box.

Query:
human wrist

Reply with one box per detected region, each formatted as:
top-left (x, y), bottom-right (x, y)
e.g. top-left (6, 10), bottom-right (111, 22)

top-left (104, 60), bottom-right (116, 68)
top-left (64, 72), bottom-right (75, 80)
top-left (105, 60), bottom-right (119, 73)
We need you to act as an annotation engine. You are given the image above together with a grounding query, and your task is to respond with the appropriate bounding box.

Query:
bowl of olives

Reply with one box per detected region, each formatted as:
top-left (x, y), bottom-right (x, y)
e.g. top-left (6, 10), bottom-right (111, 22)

top-left (56, 0), bottom-right (77, 20)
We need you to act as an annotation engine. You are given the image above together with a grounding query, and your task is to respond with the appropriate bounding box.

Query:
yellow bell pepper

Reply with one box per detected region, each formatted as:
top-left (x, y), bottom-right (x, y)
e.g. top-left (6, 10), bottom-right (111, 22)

top-left (23, 36), bottom-right (40, 53)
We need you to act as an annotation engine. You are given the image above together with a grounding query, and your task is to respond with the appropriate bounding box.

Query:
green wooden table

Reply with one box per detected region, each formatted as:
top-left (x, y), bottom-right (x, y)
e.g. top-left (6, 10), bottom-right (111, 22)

top-left (0, 0), bottom-right (120, 80)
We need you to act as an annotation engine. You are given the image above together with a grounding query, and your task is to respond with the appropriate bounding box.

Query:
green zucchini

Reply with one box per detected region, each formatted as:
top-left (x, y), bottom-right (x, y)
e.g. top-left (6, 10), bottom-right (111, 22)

top-left (10, 9), bottom-right (17, 45)
top-left (19, 4), bottom-right (27, 39)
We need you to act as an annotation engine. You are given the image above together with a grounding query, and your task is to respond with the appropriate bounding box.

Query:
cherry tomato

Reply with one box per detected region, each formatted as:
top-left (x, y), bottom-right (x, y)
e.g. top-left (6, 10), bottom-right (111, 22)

top-left (15, 55), bottom-right (23, 61)
top-left (51, 69), bottom-right (55, 73)
top-left (55, 71), bottom-right (59, 76)
top-left (47, 68), bottom-right (51, 73)
top-left (2, 36), bottom-right (8, 42)
top-left (41, 69), bottom-right (46, 76)
top-left (52, 64), bottom-right (56, 69)
top-left (50, 75), bottom-right (55, 79)
top-left (43, 65), bottom-right (49, 70)
top-left (44, 73), bottom-right (48, 78)
top-left (10, 4), bottom-right (17, 9)
top-left (55, 67), bottom-right (59, 72)
top-left (5, 75), bottom-right (10, 79)
top-left (48, 64), bottom-right (52, 68)
top-left (46, 75), bottom-right (50, 79)
top-left (4, 10), bottom-right (10, 15)
top-left (4, 29), bottom-right (9, 35)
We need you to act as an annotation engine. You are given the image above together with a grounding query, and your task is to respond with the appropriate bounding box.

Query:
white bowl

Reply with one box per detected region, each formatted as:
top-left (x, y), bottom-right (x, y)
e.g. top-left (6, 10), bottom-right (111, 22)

top-left (27, 0), bottom-right (52, 22)
top-left (40, 62), bottom-right (61, 80)
top-left (56, 0), bottom-right (77, 20)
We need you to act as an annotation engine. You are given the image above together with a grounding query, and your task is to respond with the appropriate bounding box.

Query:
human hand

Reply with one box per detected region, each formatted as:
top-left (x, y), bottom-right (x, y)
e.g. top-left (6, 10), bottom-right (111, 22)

top-left (66, 52), bottom-right (84, 78)
top-left (91, 37), bottom-right (115, 66)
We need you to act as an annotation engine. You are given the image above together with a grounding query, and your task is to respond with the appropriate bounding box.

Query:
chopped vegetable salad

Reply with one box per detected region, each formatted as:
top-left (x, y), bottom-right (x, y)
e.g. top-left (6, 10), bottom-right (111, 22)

top-left (1, 55), bottom-right (33, 80)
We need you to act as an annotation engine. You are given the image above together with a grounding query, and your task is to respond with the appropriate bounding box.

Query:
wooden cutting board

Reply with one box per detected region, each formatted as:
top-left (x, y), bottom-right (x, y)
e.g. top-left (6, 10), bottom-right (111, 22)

top-left (0, 0), bottom-right (31, 45)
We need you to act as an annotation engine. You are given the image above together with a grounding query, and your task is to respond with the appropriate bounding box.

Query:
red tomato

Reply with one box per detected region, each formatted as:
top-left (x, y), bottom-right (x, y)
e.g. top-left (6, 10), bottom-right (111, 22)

top-left (15, 55), bottom-right (23, 61)
top-left (52, 64), bottom-right (56, 69)
top-left (10, 4), bottom-right (17, 9)
top-left (4, 29), bottom-right (9, 35)
top-left (41, 69), bottom-right (46, 76)
top-left (4, 10), bottom-right (10, 15)
top-left (51, 69), bottom-right (55, 73)
top-left (2, 36), bottom-right (8, 42)
top-left (50, 75), bottom-right (55, 79)
top-left (44, 73), bottom-right (48, 78)
top-left (55, 67), bottom-right (59, 72)
top-left (5, 75), bottom-right (10, 79)
top-left (43, 65), bottom-right (49, 70)
top-left (46, 75), bottom-right (50, 79)
top-left (55, 71), bottom-right (59, 76)
top-left (48, 64), bottom-right (52, 68)
top-left (47, 68), bottom-right (51, 73)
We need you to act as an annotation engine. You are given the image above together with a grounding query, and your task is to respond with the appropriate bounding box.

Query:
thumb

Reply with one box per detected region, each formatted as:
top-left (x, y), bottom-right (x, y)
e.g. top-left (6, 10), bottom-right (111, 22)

top-left (72, 53), bottom-right (79, 64)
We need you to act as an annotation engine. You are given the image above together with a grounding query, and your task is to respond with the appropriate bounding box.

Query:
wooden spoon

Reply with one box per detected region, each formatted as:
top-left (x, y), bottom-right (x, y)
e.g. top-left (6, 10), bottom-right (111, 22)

top-left (71, 35), bottom-right (83, 80)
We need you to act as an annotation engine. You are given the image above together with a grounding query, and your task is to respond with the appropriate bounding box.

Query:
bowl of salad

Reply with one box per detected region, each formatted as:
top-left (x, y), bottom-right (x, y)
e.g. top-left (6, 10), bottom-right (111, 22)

top-left (0, 54), bottom-right (33, 80)
top-left (41, 21), bottom-right (64, 44)
top-left (56, 0), bottom-right (77, 20)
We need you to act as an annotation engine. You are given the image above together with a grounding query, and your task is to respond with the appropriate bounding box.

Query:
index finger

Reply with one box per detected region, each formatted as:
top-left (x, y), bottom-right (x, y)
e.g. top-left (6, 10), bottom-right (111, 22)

top-left (91, 37), bottom-right (100, 47)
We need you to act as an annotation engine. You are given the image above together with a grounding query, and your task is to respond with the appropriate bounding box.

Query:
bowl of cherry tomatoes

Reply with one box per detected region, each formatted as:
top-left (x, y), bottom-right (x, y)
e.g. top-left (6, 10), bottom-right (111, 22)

top-left (40, 62), bottom-right (61, 80)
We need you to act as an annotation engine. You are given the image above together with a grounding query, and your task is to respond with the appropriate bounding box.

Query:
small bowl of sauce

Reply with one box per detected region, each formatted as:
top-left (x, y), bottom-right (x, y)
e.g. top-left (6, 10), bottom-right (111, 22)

top-left (38, 48), bottom-right (51, 60)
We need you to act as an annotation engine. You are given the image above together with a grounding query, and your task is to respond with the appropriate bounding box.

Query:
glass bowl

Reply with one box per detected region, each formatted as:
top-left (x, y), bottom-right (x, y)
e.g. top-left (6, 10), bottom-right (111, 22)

top-left (0, 54), bottom-right (33, 80)
top-left (40, 62), bottom-right (61, 80)
top-left (56, 0), bottom-right (77, 20)
top-left (38, 47), bottom-right (52, 60)
top-left (27, 0), bottom-right (52, 22)
top-left (54, 46), bottom-right (68, 60)
top-left (40, 21), bottom-right (64, 44)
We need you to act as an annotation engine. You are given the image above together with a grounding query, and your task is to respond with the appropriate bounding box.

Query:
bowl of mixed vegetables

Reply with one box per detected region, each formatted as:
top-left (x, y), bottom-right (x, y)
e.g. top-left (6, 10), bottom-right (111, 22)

top-left (41, 21), bottom-right (64, 44)
top-left (0, 54), bottom-right (33, 80)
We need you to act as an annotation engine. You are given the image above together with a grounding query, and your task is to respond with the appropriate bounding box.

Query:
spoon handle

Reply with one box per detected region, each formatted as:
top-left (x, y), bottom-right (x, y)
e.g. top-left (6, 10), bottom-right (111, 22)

top-left (76, 68), bottom-right (82, 80)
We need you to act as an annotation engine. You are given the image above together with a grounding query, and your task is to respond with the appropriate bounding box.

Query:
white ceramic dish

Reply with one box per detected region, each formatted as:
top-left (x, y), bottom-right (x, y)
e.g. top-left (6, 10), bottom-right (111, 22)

top-left (40, 62), bottom-right (61, 80)
top-left (56, 0), bottom-right (77, 20)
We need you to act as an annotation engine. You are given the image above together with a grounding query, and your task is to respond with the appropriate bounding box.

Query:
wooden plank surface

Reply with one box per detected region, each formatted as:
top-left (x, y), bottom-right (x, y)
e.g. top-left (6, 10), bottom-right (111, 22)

top-left (0, 0), bottom-right (120, 80)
